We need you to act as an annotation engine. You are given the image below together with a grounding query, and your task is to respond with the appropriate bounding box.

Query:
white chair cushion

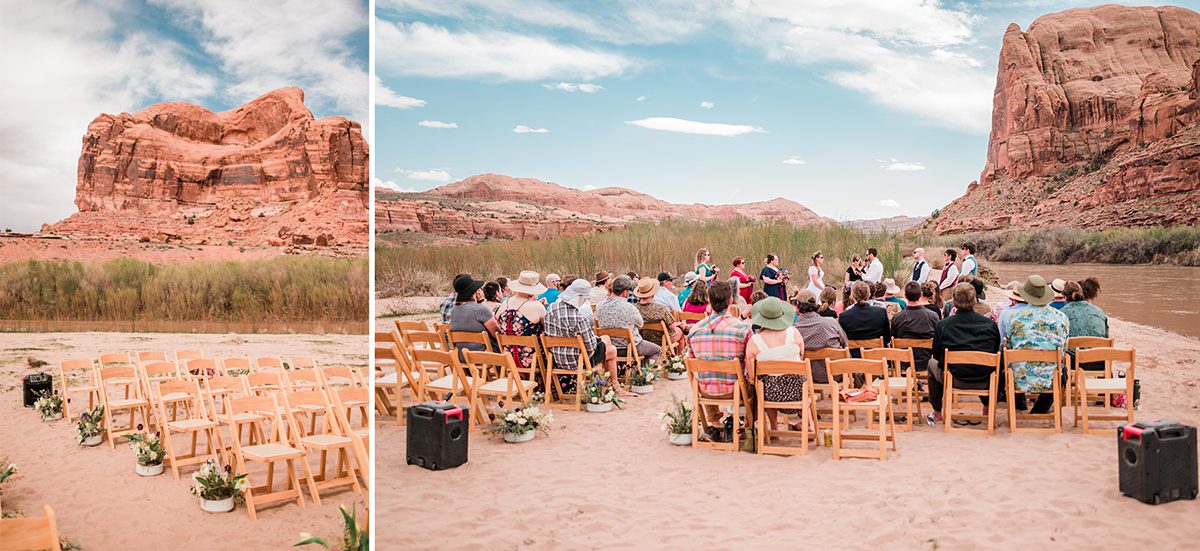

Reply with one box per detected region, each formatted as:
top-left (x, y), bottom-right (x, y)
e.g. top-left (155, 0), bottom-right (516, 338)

top-left (242, 443), bottom-right (303, 460)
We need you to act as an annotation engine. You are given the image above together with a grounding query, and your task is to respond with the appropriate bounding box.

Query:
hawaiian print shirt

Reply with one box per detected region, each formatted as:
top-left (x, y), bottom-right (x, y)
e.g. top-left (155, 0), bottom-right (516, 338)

top-left (1060, 301), bottom-right (1108, 339)
top-left (1005, 304), bottom-right (1069, 392)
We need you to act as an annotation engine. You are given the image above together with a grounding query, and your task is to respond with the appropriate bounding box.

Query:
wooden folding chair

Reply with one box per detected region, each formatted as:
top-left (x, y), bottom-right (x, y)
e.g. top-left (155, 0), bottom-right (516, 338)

top-left (289, 356), bottom-right (317, 370)
top-left (862, 348), bottom-right (917, 431)
top-left (463, 350), bottom-right (539, 427)
top-left (154, 379), bottom-right (223, 480)
top-left (943, 351), bottom-right (1001, 435)
top-left (412, 349), bottom-right (476, 422)
top-left (595, 327), bottom-right (642, 379)
top-left (806, 347), bottom-right (851, 429)
top-left (57, 358), bottom-right (99, 422)
top-left (893, 337), bottom-right (933, 418)
top-left (0, 505), bottom-right (61, 551)
top-left (847, 337), bottom-right (884, 356)
top-left (448, 331), bottom-right (494, 354)
top-left (1004, 348), bottom-right (1063, 433)
top-left (754, 359), bottom-right (816, 456)
top-left (186, 358), bottom-right (222, 380)
top-left (222, 357), bottom-right (254, 376)
top-left (686, 358), bottom-right (747, 452)
top-left (676, 311), bottom-right (708, 325)
top-left (495, 334), bottom-right (546, 393)
top-left (828, 358), bottom-right (896, 460)
top-left (280, 390), bottom-right (361, 500)
top-left (226, 394), bottom-right (319, 521)
top-left (137, 351), bottom-right (168, 364)
top-left (1075, 347), bottom-right (1135, 434)
top-left (256, 357), bottom-right (285, 372)
top-left (1065, 336), bottom-right (1116, 406)
top-left (97, 365), bottom-right (151, 448)
top-left (540, 335), bottom-right (593, 411)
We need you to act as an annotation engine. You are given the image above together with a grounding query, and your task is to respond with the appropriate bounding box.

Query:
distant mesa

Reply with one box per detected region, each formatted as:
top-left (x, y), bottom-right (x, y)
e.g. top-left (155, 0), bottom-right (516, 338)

top-left (376, 173), bottom-right (836, 242)
top-left (47, 87), bottom-right (369, 248)
top-left (841, 215), bottom-right (925, 234)
top-left (921, 4), bottom-right (1200, 235)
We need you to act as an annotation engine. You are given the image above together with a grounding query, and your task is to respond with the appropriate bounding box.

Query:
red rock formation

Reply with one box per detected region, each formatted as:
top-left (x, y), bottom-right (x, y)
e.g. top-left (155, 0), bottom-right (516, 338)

top-left (921, 5), bottom-right (1200, 235)
top-left (50, 88), bottom-right (368, 248)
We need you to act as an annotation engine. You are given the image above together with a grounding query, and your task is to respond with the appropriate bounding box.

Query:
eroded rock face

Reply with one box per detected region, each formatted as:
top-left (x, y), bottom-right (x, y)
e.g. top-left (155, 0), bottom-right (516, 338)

top-left (921, 5), bottom-right (1200, 235)
top-left (51, 87), bottom-right (368, 247)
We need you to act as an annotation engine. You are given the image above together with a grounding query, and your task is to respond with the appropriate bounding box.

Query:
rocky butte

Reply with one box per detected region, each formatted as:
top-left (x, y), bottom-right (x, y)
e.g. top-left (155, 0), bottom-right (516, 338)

top-left (920, 5), bottom-right (1200, 235)
top-left (48, 87), bottom-right (369, 248)
top-left (376, 173), bottom-right (836, 243)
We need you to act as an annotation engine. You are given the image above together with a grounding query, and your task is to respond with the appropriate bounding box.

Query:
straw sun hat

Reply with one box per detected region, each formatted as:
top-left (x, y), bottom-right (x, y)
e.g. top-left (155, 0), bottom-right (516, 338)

top-left (751, 297), bottom-right (793, 331)
top-left (633, 277), bottom-right (660, 299)
top-left (884, 278), bottom-right (902, 296)
top-left (1015, 275), bottom-right (1055, 306)
top-left (508, 270), bottom-right (547, 296)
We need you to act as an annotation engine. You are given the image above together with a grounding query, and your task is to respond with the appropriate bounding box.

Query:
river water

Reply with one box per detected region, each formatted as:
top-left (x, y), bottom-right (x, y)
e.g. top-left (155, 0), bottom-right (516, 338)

top-left (988, 262), bottom-right (1200, 340)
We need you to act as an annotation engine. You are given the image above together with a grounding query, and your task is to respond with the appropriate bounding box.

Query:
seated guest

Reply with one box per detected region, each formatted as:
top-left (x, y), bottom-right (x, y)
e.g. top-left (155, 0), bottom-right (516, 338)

top-left (890, 281), bottom-right (939, 373)
top-left (884, 278), bottom-right (907, 309)
top-left (746, 297), bottom-right (806, 432)
top-left (495, 271), bottom-right (548, 373)
top-left (943, 275), bottom-right (990, 317)
top-left (991, 280), bottom-right (1020, 322)
top-left (654, 272), bottom-right (683, 312)
top-left (449, 275), bottom-right (499, 358)
top-left (482, 281), bottom-right (503, 313)
top-left (926, 283), bottom-right (1001, 425)
top-left (634, 277), bottom-right (686, 356)
top-left (868, 281), bottom-right (888, 309)
top-left (1061, 279), bottom-right (1109, 371)
top-left (538, 273), bottom-right (562, 305)
top-left (625, 272), bottom-right (641, 303)
top-left (729, 276), bottom-right (749, 313)
top-left (677, 271), bottom-right (699, 307)
top-left (496, 276), bottom-right (511, 301)
top-left (1049, 279), bottom-right (1068, 309)
top-left (839, 281), bottom-right (891, 352)
top-left (589, 271), bottom-right (611, 306)
top-left (597, 275), bottom-right (662, 364)
top-left (744, 290), bottom-right (767, 320)
top-left (440, 273), bottom-right (471, 323)
top-left (817, 286), bottom-right (839, 319)
top-left (682, 281), bottom-right (710, 323)
top-left (922, 281), bottom-right (944, 319)
top-left (687, 280), bottom-right (753, 442)
top-left (1005, 275), bottom-right (1068, 414)
top-left (792, 291), bottom-right (848, 383)
top-left (544, 279), bottom-right (626, 396)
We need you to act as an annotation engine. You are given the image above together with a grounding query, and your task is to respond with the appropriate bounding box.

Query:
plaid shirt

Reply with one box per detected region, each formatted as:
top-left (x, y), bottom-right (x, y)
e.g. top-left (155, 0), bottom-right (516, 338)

top-left (687, 311), bottom-right (751, 395)
top-left (596, 296), bottom-right (644, 348)
top-left (439, 294), bottom-right (455, 323)
top-left (544, 300), bottom-right (598, 371)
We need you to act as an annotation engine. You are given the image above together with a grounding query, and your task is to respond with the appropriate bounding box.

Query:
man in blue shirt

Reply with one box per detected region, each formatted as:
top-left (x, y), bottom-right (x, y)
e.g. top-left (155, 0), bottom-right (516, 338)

top-left (538, 273), bottom-right (562, 305)
top-left (654, 271), bottom-right (682, 312)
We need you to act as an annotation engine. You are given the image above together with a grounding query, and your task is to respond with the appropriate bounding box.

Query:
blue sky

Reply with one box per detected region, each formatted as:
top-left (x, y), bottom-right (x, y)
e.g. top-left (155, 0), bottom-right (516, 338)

top-left (375, 0), bottom-right (1199, 221)
top-left (0, 0), bottom-right (368, 231)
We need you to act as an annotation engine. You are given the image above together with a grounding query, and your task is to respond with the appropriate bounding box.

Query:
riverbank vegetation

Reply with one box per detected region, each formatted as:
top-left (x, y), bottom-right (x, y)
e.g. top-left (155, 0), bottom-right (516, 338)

top-left (926, 226), bottom-right (1200, 266)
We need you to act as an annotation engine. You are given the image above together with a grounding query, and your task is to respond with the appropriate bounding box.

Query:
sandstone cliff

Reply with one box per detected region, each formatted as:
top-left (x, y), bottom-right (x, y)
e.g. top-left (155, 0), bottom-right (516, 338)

top-left (376, 173), bottom-right (835, 243)
top-left (49, 88), bottom-right (369, 247)
top-left (921, 5), bottom-right (1200, 234)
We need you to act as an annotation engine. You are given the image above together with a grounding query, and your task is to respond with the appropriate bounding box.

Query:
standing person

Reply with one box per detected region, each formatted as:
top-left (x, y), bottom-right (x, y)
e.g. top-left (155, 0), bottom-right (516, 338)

top-left (805, 251), bottom-right (826, 298)
top-left (677, 272), bottom-right (698, 307)
top-left (911, 248), bottom-right (932, 284)
top-left (937, 249), bottom-right (959, 301)
top-left (863, 248), bottom-right (884, 283)
top-left (495, 271), bottom-right (548, 374)
top-left (634, 277), bottom-right (686, 356)
top-left (960, 242), bottom-right (978, 279)
top-left (597, 275), bottom-right (662, 366)
top-left (544, 279), bottom-right (622, 396)
top-left (845, 255), bottom-right (865, 286)
top-left (925, 283), bottom-right (1001, 425)
top-left (695, 248), bottom-right (717, 285)
top-left (730, 256), bottom-right (756, 305)
top-left (686, 278), bottom-right (753, 443)
top-left (746, 297), bottom-right (806, 432)
top-left (653, 272), bottom-right (683, 312)
top-left (761, 254), bottom-right (786, 301)
top-left (538, 273), bottom-right (562, 305)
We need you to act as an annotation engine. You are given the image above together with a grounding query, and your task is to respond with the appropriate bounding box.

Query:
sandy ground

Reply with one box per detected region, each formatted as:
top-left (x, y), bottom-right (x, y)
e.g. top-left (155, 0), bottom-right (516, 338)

top-left (377, 311), bottom-right (1200, 549)
top-left (0, 332), bottom-right (369, 550)
top-left (0, 236), bottom-right (365, 262)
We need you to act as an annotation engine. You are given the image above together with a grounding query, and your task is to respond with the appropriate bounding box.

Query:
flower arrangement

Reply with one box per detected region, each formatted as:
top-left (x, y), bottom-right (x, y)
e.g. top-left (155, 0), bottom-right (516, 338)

top-left (0, 459), bottom-right (17, 492)
top-left (582, 370), bottom-right (624, 409)
top-left (659, 395), bottom-right (693, 435)
top-left (664, 354), bottom-right (687, 379)
top-left (628, 362), bottom-right (661, 387)
top-left (191, 458), bottom-right (248, 502)
top-left (296, 504), bottom-right (368, 551)
top-left (75, 405), bottom-right (105, 445)
top-left (485, 398), bottom-right (553, 439)
top-left (33, 389), bottom-right (63, 420)
top-left (128, 428), bottom-right (165, 467)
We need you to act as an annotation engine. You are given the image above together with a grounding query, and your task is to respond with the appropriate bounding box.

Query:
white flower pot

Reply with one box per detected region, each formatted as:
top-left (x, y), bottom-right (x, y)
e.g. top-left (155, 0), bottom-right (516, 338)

top-left (201, 498), bottom-right (235, 513)
top-left (136, 463), bottom-right (164, 477)
top-left (81, 434), bottom-right (103, 447)
top-left (586, 402), bottom-right (613, 413)
top-left (503, 431), bottom-right (535, 443)
top-left (631, 384), bottom-right (654, 394)
top-left (668, 432), bottom-right (692, 446)
top-left (42, 412), bottom-right (62, 421)
top-left (666, 372), bottom-right (687, 380)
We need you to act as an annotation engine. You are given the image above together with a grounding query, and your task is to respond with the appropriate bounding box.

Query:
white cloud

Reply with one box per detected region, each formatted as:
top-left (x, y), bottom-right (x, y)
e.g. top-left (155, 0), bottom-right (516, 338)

top-left (543, 82), bottom-right (604, 93)
top-left (635, 95), bottom-right (646, 102)
top-left (373, 176), bottom-right (418, 193)
top-left (881, 159), bottom-right (926, 171)
top-left (782, 157), bottom-right (807, 165)
top-left (376, 76), bottom-right (426, 108)
top-left (877, 199), bottom-right (901, 207)
top-left (700, 101), bottom-right (715, 109)
top-left (417, 120), bottom-right (459, 128)
top-left (513, 125), bottom-right (550, 134)
top-left (581, 184), bottom-right (597, 191)
top-left (625, 117), bottom-right (766, 137)
top-left (377, 21), bottom-right (635, 81)
top-left (397, 169), bottom-right (454, 182)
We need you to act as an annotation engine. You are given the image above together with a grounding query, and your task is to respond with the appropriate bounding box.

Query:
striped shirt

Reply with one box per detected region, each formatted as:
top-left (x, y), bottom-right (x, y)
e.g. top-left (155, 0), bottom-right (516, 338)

top-left (439, 295), bottom-right (455, 323)
top-left (544, 300), bottom-right (598, 371)
top-left (687, 311), bottom-right (751, 395)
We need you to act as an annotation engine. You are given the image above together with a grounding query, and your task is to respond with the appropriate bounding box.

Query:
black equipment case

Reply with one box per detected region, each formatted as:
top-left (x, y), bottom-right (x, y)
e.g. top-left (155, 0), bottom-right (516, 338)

top-left (406, 401), bottom-right (469, 471)
top-left (1118, 420), bottom-right (1198, 505)
top-left (23, 372), bottom-right (52, 408)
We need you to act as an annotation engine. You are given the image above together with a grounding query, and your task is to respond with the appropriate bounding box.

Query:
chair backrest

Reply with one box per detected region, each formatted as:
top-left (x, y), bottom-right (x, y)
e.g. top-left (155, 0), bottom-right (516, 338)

top-left (805, 348), bottom-right (851, 361)
top-left (861, 347), bottom-right (916, 378)
top-left (58, 359), bottom-right (94, 386)
top-left (98, 352), bottom-right (132, 366)
top-left (755, 359), bottom-right (812, 378)
top-left (98, 365), bottom-right (140, 400)
top-left (944, 350), bottom-right (1001, 372)
top-left (175, 349), bottom-right (204, 362)
top-left (677, 311), bottom-right (707, 323)
top-left (137, 351), bottom-right (168, 364)
top-left (244, 371), bottom-right (285, 395)
top-left (289, 356), bottom-right (317, 369)
top-left (142, 361), bottom-right (180, 380)
top-left (847, 337), bottom-right (884, 350)
top-left (255, 357), bottom-right (284, 371)
top-left (1066, 336), bottom-right (1114, 351)
top-left (221, 358), bottom-right (253, 374)
top-left (892, 337), bottom-right (933, 350)
top-left (410, 348), bottom-right (468, 387)
top-left (394, 320), bottom-right (429, 334)
top-left (320, 365), bottom-right (359, 388)
top-left (203, 375), bottom-right (248, 417)
top-left (540, 335), bottom-right (593, 372)
top-left (0, 505), bottom-right (61, 551)
top-left (827, 358), bottom-right (888, 392)
top-left (1076, 347), bottom-right (1134, 370)
top-left (728, 305), bottom-right (740, 318)
top-left (449, 331), bottom-right (493, 353)
top-left (286, 368), bottom-right (322, 390)
top-left (495, 334), bottom-right (544, 375)
top-left (1003, 348), bottom-right (1062, 366)
top-left (186, 358), bottom-right (221, 379)
top-left (405, 331), bottom-right (445, 351)
top-left (154, 379), bottom-right (204, 412)
top-left (684, 358), bottom-right (744, 391)
top-left (463, 350), bottom-right (526, 386)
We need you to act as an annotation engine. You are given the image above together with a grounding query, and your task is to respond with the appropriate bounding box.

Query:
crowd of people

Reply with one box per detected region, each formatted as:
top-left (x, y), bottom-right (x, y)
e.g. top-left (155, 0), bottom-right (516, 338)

top-left (437, 244), bottom-right (1111, 440)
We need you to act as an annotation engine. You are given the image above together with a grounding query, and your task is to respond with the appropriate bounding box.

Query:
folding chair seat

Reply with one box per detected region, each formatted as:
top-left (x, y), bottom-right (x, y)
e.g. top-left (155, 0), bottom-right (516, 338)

top-left (943, 350), bottom-right (1001, 435)
top-left (1075, 347), bottom-right (1135, 434)
top-left (1004, 348), bottom-right (1063, 433)
top-left (862, 348), bottom-right (917, 431)
top-left (686, 358), bottom-right (748, 452)
top-left (829, 358), bottom-right (896, 460)
top-left (754, 359), bottom-right (816, 456)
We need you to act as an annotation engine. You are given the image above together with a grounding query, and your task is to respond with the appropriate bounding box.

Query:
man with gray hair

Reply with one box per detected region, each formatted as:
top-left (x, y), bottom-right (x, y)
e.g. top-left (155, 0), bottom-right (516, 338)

top-left (597, 275), bottom-right (662, 366)
top-left (911, 247), bottom-right (931, 284)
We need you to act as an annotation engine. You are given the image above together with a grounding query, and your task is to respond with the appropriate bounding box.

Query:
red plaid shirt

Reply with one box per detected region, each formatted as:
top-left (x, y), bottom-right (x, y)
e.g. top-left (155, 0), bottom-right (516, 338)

top-left (687, 312), bottom-right (751, 395)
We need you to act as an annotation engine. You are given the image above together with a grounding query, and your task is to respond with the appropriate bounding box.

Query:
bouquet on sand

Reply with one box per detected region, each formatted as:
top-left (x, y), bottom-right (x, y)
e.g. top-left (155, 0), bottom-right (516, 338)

top-left (664, 354), bottom-right (687, 380)
top-left (75, 405), bottom-right (105, 446)
top-left (628, 362), bottom-right (661, 394)
top-left (659, 395), bottom-right (693, 446)
top-left (33, 389), bottom-right (63, 421)
top-left (128, 428), bottom-right (166, 476)
top-left (582, 370), bottom-right (624, 412)
top-left (191, 458), bottom-right (248, 513)
top-left (297, 504), bottom-right (368, 551)
top-left (486, 395), bottom-right (553, 443)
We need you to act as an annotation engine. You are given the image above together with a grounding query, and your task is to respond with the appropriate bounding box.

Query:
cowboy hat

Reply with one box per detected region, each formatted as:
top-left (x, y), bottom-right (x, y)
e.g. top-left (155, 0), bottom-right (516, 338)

top-left (634, 277), bottom-right (660, 298)
top-left (751, 297), bottom-right (793, 331)
top-left (1016, 275), bottom-right (1054, 306)
top-left (508, 270), bottom-right (548, 296)
top-left (593, 270), bottom-right (610, 287)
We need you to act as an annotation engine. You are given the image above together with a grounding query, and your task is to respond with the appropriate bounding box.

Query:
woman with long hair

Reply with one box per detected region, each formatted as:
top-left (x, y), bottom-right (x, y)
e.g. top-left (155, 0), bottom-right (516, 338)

top-left (760, 253), bottom-right (786, 301)
top-left (695, 248), bottom-right (716, 285)
top-left (817, 285), bottom-right (839, 318)
top-left (682, 281), bottom-right (710, 324)
top-left (805, 251), bottom-right (826, 297)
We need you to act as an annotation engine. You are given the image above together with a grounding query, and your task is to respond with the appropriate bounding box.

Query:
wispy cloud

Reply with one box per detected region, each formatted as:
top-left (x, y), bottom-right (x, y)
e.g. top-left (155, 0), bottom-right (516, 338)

top-left (782, 157), bottom-right (806, 165)
top-left (513, 125), bottom-right (549, 133)
top-left (373, 176), bottom-right (418, 193)
top-left (543, 82), bottom-right (603, 93)
top-left (625, 117), bottom-right (766, 137)
top-left (699, 100), bottom-right (714, 109)
top-left (877, 199), bottom-right (901, 207)
top-left (881, 159), bottom-right (926, 171)
top-left (635, 95), bottom-right (646, 102)
top-left (398, 168), bottom-right (453, 182)
top-left (417, 120), bottom-right (458, 128)
top-left (376, 76), bottom-right (425, 108)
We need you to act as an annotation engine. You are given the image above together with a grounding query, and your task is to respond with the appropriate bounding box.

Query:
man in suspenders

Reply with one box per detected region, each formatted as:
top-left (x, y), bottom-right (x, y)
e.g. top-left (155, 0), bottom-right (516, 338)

top-left (960, 242), bottom-right (978, 280)
top-left (911, 247), bottom-right (931, 284)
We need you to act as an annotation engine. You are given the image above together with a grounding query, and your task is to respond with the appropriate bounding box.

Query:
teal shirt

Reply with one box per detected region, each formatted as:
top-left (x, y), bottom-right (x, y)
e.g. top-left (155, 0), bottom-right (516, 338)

top-left (1060, 300), bottom-right (1108, 339)
top-left (678, 286), bottom-right (693, 307)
